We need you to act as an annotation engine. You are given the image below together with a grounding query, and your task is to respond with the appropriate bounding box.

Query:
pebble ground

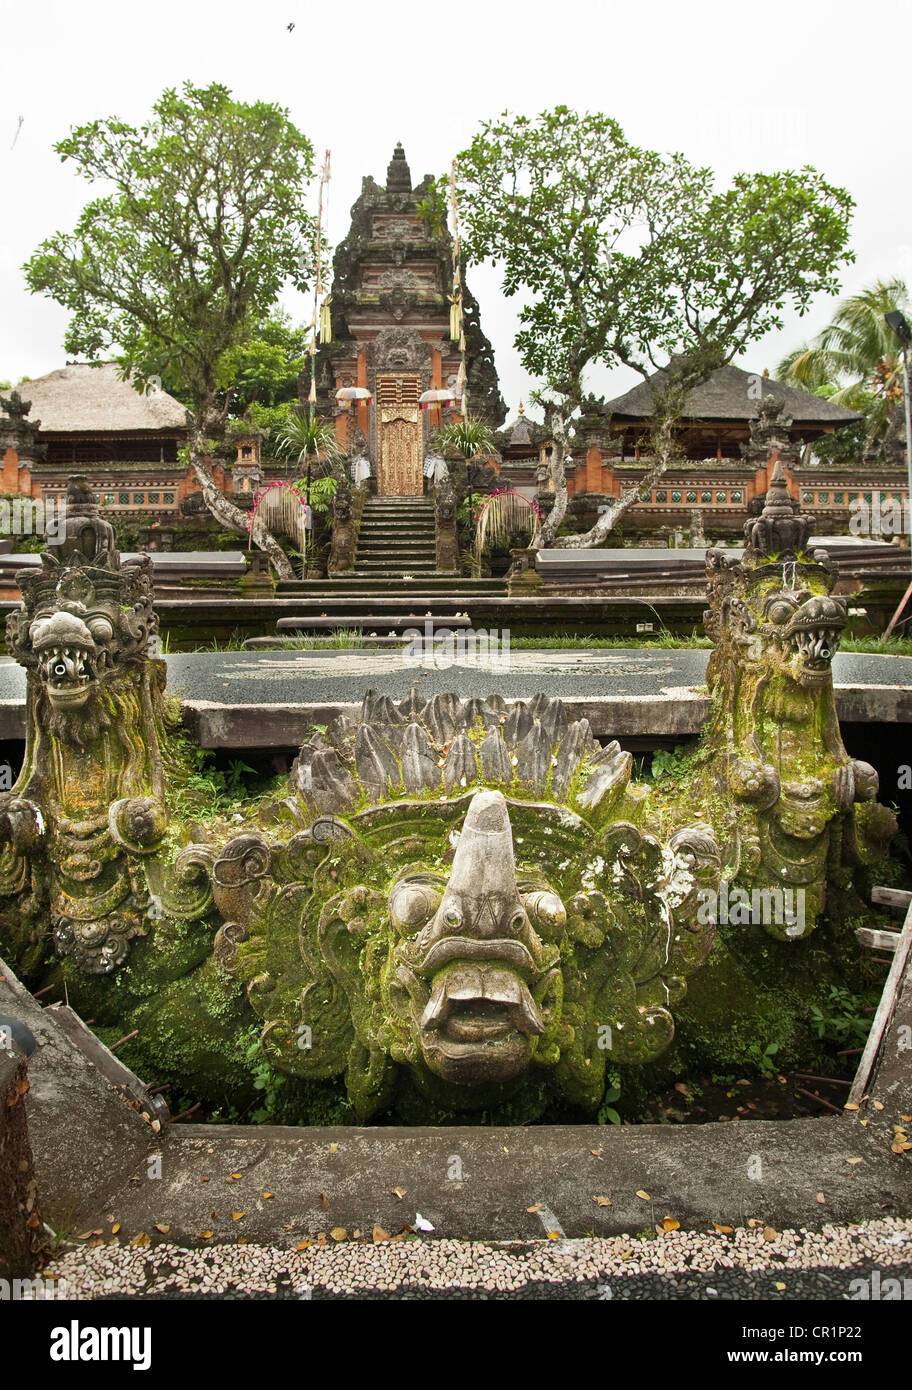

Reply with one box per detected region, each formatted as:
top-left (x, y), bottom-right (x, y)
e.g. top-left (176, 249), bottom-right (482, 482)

top-left (42, 1217), bottom-right (912, 1300)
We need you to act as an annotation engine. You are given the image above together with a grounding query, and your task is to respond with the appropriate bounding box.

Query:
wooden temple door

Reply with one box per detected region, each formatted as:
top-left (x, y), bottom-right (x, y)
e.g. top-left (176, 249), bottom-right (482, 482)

top-left (376, 373), bottom-right (422, 495)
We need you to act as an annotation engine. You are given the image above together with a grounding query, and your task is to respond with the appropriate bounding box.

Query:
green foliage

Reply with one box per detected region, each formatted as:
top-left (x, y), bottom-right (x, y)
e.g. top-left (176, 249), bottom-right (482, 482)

top-left (216, 311), bottom-right (310, 414)
top-left (434, 415), bottom-right (495, 459)
top-left (808, 985), bottom-right (872, 1048)
top-left (650, 743), bottom-right (698, 784)
top-left (272, 405), bottom-right (341, 468)
top-left (597, 1071), bottom-right (622, 1125)
top-left (747, 1040), bottom-right (780, 1078)
top-left (168, 741), bottom-right (260, 817)
top-left (23, 81), bottom-right (318, 425)
top-left (414, 177), bottom-right (448, 238)
top-left (244, 1032), bottom-right (286, 1122)
top-left (302, 475), bottom-right (338, 513)
top-left (776, 278), bottom-right (910, 460)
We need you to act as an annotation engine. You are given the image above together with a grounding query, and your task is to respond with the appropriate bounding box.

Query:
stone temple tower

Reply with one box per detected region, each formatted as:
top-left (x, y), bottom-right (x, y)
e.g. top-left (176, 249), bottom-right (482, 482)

top-left (315, 143), bottom-right (505, 495)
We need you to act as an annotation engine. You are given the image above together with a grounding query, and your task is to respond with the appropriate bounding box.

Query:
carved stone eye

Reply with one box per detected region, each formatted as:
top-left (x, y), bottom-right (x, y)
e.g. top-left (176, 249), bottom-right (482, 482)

top-left (767, 599), bottom-right (795, 625)
top-left (444, 906), bottom-right (462, 928)
top-left (522, 890), bottom-right (567, 934)
top-left (88, 617), bottom-right (114, 643)
top-left (389, 882), bottom-right (440, 928)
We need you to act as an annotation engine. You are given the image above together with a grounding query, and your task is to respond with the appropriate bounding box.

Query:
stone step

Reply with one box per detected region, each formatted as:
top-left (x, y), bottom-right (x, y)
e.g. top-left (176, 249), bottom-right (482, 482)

top-left (354, 563), bottom-right (438, 572)
top-left (284, 579), bottom-right (504, 593)
top-left (356, 542), bottom-right (436, 553)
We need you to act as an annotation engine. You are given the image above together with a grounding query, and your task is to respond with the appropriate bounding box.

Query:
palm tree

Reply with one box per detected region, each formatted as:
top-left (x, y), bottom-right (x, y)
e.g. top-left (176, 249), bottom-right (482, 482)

top-left (434, 415), bottom-right (495, 461)
top-left (273, 405), bottom-right (342, 471)
top-left (272, 405), bottom-right (343, 505)
top-left (777, 278), bottom-right (909, 457)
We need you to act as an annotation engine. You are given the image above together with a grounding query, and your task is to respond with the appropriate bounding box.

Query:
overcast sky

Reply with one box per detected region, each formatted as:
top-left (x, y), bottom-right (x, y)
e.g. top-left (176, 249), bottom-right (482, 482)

top-left (2, 0), bottom-right (909, 417)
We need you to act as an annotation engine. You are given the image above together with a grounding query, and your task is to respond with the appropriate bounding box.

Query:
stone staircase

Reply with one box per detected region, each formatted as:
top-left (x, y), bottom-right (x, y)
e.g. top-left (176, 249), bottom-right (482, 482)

top-left (353, 495), bottom-right (437, 579)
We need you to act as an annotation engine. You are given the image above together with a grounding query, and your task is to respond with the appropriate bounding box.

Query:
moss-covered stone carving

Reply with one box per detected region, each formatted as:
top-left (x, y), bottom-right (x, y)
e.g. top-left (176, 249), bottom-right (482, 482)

top-left (698, 460), bottom-right (896, 939)
top-left (0, 473), bottom-right (897, 1122)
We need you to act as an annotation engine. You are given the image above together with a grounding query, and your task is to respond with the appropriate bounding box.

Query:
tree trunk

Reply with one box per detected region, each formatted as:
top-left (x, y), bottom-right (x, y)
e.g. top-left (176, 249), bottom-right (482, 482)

top-left (540, 355), bottom-right (722, 550)
top-left (188, 426), bottom-right (295, 581)
top-left (532, 410), bottom-right (570, 549)
top-left (553, 407), bottom-right (678, 549)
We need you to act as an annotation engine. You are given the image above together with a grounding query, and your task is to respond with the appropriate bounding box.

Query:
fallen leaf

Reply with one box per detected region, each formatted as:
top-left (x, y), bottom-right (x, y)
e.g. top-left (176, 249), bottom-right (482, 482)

top-left (295, 1239), bottom-right (312, 1251)
top-left (373, 1225), bottom-right (390, 1243)
top-left (330, 1227), bottom-right (347, 1241)
top-left (590, 1148), bottom-right (604, 1158)
top-left (526, 1203), bottom-right (543, 1214)
top-left (111, 1223), bottom-right (121, 1235)
top-left (263, 1192), bottom-right (274, 1200)
top-left (77, 1229), bottom-right (103, 1240)
top-left (891, 1141), bottom-right (912, 1154)
top-left (762, 1226), bottom-right (778, 1243)
top-left (775, 1281), bottom-right (786, 1292)
top-left (636, 1190), bottom-right (651, 1201)
top-left (153, 1223), bottom-right (170, 1234)
top-left (902, 1116), bottom-right (912, 1124)
top-left (846, 1157), bottom-right (863, 1165)
top-left (391, 1187), bottom-right (406, 1200)
top-left (316, 1233), bottom-right (327, 1247)
top-left (661, 1215), bottom-right (680, 1231)
top-left (232, 1212), bottom-right (245, 1221)
top-left (546, 1231), bottom-right (560, 1240)
top-left (713, 1223), bottom-right (734, 1235)
top-left (592, 1196), bottom-right (613, 1208)
top-left (353, 1229), bottom-right (361, 1239)
top-left (816, 1193), bottom-right (826, 1204)
top-left (319, 1193), bottom-right (330, 1210)
top-left (844, 1102), bottom-right (859, 1111)
top-left (329, 1142), bottom-right (339, 1154)
top-left (237, 1237), bottom-right (248, 1245)
top-left (129, 1232), bottom-right (150, 1248)
top-left (199, 1231), bottom-right (213, 1240)
top-left (200, 1176), bottom-right (210, 1184)
top-left (873, 1101), bottom-right (885, 1112)
top-left (231, 1173), bottom-right (242, 1181)
top-left (747, 1218), bottom-right (762, 1228)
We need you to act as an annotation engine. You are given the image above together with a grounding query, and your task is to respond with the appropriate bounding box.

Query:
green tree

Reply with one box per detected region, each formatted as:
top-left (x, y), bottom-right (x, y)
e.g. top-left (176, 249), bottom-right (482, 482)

top-left (23, 81), bottom-right (319, 578)
top-left (216, 311), bottom-right (311, 415)
top-left (455, 107), bottom-right (855, 547)
top-left (777, 277), bottom-right (909, 461)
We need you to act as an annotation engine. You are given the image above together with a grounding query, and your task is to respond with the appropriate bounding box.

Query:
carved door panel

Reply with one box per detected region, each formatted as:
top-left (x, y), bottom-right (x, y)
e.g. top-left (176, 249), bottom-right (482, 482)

top-left (377, 373), bottom-right (422, 495)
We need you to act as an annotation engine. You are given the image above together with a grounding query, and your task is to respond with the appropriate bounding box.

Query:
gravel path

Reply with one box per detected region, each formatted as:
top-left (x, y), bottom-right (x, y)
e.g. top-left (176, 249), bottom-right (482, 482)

top-left (43, 1217), bottom-right (912, 1300)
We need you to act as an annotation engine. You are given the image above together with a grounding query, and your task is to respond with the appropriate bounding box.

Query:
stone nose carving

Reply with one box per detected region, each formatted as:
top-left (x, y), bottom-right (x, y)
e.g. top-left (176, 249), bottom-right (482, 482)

top-left (419, 790), bottom-right (540, 970)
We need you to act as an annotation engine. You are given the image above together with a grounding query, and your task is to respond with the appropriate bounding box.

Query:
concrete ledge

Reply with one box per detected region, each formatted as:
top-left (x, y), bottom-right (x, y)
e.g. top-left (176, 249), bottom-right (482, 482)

top-left (39, 1113), bottom-right (912, 1249)
top-left (0, 961), bottom-right (160, 1231)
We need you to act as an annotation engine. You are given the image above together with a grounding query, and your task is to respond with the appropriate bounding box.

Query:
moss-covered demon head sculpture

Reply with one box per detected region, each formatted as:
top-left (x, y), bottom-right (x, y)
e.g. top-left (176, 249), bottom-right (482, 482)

top-left (208, 688), bottom-right (720, 1117)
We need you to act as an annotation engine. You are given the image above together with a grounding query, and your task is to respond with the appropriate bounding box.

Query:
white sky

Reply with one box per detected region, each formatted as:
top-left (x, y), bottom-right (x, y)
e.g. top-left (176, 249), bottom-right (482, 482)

top-left (1, 0), bottom-right (909, 417)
